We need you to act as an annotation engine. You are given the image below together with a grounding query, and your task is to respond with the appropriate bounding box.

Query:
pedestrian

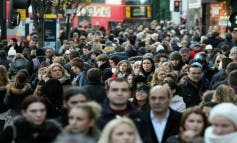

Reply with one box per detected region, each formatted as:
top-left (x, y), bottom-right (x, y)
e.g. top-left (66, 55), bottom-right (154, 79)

top-left (204, 103), bottom-right (237, 143)
top-left (0, 95), bottom-right (62, 143)
top-left (98, 117), bottom-right (143, 143)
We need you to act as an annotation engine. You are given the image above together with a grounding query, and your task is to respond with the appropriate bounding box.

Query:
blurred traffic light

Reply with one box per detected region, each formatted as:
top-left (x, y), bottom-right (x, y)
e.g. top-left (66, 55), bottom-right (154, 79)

top-left (8, 0), bottom-right (30, 29)
top-left (174, 1), bottom-right (180, 12)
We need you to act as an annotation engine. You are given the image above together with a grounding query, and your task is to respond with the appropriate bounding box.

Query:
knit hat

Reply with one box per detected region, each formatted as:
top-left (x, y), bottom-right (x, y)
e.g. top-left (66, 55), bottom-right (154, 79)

top-left (209, 103), bottom-right (237, 127)
top-left (133, 61), bottom-right (141, 68)
top-left (190, 41), bottom-right (201, 49)
top-left (8, 47), bottom-right (16, 56)
top-left (169, 51), bottom-right (182, 61)
top-left (205, 44), bottom-right (213, 50)
top-left (71, 57), bottom-right (85, 69)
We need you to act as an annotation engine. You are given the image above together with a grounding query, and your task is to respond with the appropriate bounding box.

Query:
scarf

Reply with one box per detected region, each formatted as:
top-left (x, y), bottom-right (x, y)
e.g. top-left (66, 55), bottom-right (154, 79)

top-left (205, 127), bottom-right (237, 143)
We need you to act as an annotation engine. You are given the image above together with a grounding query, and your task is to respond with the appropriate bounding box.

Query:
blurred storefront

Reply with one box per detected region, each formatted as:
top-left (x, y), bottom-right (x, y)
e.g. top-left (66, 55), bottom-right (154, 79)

top-left (73, 0), bottom-right (152, 30)
top-left (202, 0), bottom-right (230, 35)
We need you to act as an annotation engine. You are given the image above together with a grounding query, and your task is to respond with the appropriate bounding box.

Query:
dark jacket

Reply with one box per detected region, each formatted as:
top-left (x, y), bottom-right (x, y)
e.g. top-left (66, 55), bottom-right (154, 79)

top-left (210, 69), bottom-right (227, 89)
top-left (179, 79), bottom-right (208, 107)
top-left (99, 63), bottom-right (113, 82)
top-left (97, 99), bottom-right (139, 130)
top-left (97, 99), bottom-right (146, 143)
top-left (132, 108), bottom-right (182, 143)
top-left (82, 82), bottom-right (106, 104)
top-left (8, 59), bottom-right (29, 81)
top-left (0, 116), bottom-right (62, 143)
top-left (4, 83), bottom-right (32, 113)
top-left (0, 86), bottom-right (8, 113)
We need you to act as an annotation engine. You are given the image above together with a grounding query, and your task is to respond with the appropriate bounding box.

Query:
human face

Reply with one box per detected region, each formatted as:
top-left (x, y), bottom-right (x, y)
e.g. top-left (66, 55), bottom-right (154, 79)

top-left (66, 94), bottom-right (87, 109)
top-left (158, 57), bottom-right (168, 67)
top-left (96, 60), bottom-right (104, 67)
top-left (110, 123), bottom-right (135, 143)
top-left (119, 62), bottom-right (128, 73)
top-left (107, 81), bottom-right (131, 109)
top-left (82, 48), bottom-right (89, 55)
top-left (127, 74), bottom-right (133, 87)
top-left (51, 66), bottom-right (63, 79)
top-left (171, 59), bottom-right (180, 67)
top-left (45, 49), bottom-right (53, 58)
top-left (38, 69), bottom-right (47, 80)
top-left (149, 86), bottom-right (170, 114)
top-left (142, 59), bottom-right (152, 72)
top-left (188, 67), bottom-right (202, 83)
top-left (157, 70), bottom-right (166, 81)
top-left (212, 116), bottom-right (237, 135)
top-left (22, 102), bottom-right (46, 125)
top-left (71, 65), bottom-right (80, 74)
top-left (229, 50), bottom-right (237, 62)
top-left (109, 60), bottom-right (116, 68)
top-left (68, 108), bottom-right (93, 133)
top-left (184, 113), bottom-right (205, 136)
top-left (180, 52), bottom-right (189, 62)
top-left (135, 90), bottom-right (148, 102)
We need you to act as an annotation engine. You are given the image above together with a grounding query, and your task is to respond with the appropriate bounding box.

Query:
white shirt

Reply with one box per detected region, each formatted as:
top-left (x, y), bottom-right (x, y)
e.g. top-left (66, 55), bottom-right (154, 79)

top-left (150, 110), bottom-right (170, 143)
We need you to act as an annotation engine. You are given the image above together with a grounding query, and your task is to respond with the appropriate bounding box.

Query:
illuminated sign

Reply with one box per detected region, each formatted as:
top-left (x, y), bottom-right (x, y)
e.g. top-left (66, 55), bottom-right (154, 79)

top-left (126, 0), bottom-right (151, 5)
top-left (105, 0), bottom-right (121, 5)
top-left (77, 5), bottom-right (111, 17)
top-left (125, 5), bottom-right (151, 19)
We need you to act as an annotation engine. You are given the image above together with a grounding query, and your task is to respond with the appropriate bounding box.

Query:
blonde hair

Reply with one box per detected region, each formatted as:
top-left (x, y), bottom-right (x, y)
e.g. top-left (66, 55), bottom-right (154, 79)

top-left (212, 84), bottom-right (237, 104)
top-left (71, 101), bottom-right (102, 120)
top-left (151, 68), bottom-right (166, 87)
top-left (98, 117), bottom-right (142, 143)
top-left (45, 63), bottom-right (70, 78)
top-left (53, 56), bottom-right (66, 66)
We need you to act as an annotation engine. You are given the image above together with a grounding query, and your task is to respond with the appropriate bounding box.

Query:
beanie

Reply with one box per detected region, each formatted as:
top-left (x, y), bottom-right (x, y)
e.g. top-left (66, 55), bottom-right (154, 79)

top-left (209, 103), bottom-right (237, 127)
top-left (169, 51), bottom-right (182, 61)
top-left (71, 57), bottom-right (85, 70)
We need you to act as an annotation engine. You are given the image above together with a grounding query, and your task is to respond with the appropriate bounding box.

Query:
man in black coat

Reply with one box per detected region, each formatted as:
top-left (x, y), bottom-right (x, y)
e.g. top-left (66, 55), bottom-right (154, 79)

top-left (132, 85), bottom-right (182, 143)
top-left (179, 63), bottom-right (209, 107)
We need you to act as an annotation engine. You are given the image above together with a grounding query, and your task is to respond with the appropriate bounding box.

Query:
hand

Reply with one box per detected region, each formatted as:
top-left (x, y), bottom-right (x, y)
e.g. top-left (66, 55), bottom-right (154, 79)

top-left (181, 130), bottom-right (196, 143)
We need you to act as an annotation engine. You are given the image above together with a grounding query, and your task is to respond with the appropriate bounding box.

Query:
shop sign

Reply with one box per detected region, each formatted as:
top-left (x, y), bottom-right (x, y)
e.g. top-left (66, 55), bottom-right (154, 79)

top-left (105, 0), bottom-right (121, 5)
top-left (125, 5), bottom-right (151, 19)
top-left (77, 5), bottom-right (111, 17)
top-left (189, 0), bottom-right (201, 9)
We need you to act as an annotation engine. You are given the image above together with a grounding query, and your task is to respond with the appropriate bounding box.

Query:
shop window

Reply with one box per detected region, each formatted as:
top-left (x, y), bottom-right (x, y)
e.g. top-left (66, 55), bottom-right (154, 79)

top-left (126, 0), bottom-right (151, 5)
top-left (92, 0), bottom-right (105, 3)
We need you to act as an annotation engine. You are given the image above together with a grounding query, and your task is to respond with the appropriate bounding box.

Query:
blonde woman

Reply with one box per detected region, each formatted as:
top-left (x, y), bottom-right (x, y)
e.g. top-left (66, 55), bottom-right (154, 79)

top-left (151, 68), bottom-right (166, 87)
top-left (212, 84), bottom-right (237, 104)
top-left (45, 63), bottom-right (71, 91)
top-left (98, 117), bottom-right (143, 143)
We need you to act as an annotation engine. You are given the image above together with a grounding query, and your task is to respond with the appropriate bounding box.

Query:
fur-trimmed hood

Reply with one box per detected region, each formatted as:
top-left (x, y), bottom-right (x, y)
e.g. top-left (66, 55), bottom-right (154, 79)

top-left (7, 83), bottom-right (32, 95)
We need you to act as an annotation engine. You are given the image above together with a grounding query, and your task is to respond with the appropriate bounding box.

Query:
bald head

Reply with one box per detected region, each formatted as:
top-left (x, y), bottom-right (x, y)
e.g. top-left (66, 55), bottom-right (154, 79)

top-left (150, 85), bottom-right (171, 99)
top-left (149, 85), bottom-right (171, 115)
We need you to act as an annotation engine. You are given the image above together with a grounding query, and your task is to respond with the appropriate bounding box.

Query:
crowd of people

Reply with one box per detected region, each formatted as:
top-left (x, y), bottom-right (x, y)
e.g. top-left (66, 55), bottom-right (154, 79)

top-left (0, 20), bottom-right (237, 143)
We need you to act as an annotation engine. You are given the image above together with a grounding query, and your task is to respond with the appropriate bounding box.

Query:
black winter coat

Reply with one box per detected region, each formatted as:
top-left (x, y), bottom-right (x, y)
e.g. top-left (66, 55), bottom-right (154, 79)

top-left (179, 79), bottom-right (208, 107)
top-left (0, 116), bottom-right (62, 143)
